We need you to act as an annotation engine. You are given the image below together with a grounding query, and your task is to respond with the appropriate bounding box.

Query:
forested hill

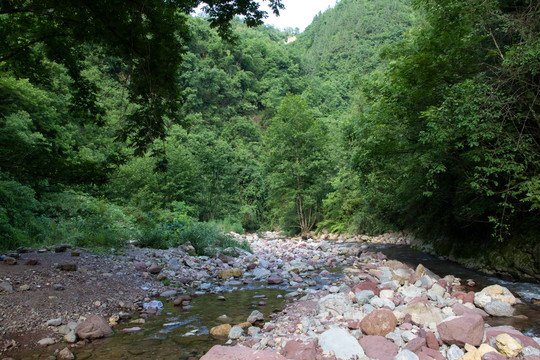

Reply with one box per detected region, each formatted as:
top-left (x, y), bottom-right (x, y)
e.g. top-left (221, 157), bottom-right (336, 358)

top-left (1, 0), bottom-right (538, 279)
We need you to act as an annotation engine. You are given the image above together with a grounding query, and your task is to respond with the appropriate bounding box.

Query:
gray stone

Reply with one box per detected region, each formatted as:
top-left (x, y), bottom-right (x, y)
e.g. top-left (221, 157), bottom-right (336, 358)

top-left (484, 301), bottom-right (515, 317)
top-left (228, 325), bottom-right (243, 339)
top-left (386, 331), bottom-right (405, 348)
top-left (252, 267), bottom-right (271, 278)
top-left (47, 318), bottom-right (62, 327)
top-left (160, 290), bottom-right (177, 297)
top-left (446, 344), bottom-right (465, 360)
top-left (401, 285), bottom-right (424, 299)
top-left (247, 310), bottom-right (264, 324)
top-left (370, 296), bottom-right (396, 310)
top-left (317, 293), bottom-right (352, 316)
top-left (248, 326), bottom-right (261, 337)
top-left (0, 282), bottom-right (14, 293)
top-left (38, 338), bottom-right (55, 347)
top-left (523, 347), bottom-right (540, 356)
top-left (355, 290), bottom-right (375, 305)
top-left (318, 327), bottom-right (365, 360)
top-left (64, 331), bottom-right (77, 343)
top-left (394, 349), bottom-right (420, 360)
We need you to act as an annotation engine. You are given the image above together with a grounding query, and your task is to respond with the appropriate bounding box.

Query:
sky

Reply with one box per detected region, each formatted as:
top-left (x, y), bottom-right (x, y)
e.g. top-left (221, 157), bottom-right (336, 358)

top-left (259, 0), bottom-right (338, 32)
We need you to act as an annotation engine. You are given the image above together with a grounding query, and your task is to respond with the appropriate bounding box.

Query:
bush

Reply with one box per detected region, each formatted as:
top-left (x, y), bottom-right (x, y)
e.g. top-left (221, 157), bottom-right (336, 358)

top-left (178, 221), bottom-right (250, 256)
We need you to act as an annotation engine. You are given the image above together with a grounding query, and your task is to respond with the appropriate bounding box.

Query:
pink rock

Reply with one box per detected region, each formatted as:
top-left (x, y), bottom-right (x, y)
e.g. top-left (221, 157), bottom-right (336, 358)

top-left (347, 320), bottom-right (361, 329)
top-left (200, 345), bottom-right (286, 360)
top-left (437, 314), bottom-right (484, 347)
top-left (174, 295), bottom-right (192, 306)
top-left (452, 291), bottom-right (475, 304)
top-left (281, 339), bottom-right (317, 360)
top-left (359, 335), bottom-right (399, 360)
top-left (418, 346), bottom-right (445, 360)
top-left (267, 275), bottom-right (283, 284)
top-left (148, 263), bottom-right (162, 274)
top-left (360, 309), bottom-right (397, 337)
top-left (436, 280), bottom-right (450, 292)
top-left (425, 331), bottom-right (440, 350)
top-left (75, 314), bottom-right (112, 339)
top-left (352, 282), bottom-right (380, 296)
top-left (405, 337), bottom-right (427, 353)
top-left (484, 326), bottom-right (540, 351)
top-left (452, 303), bottom-right (488, 318)
top-left (134, 262), bottom-right (147, 271)
top-left (400, 322), bottom-right (413, 330)
top-left (482, 352), bottom-right (507, 360)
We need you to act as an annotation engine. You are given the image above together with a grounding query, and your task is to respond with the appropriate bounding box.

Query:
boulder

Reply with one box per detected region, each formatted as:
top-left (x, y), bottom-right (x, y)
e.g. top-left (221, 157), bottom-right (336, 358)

top-left (200, 345), bottom-right (286, 360)
top-left (484, 326), bottom-right (540, 351)
top-left (360, 335), bottom-right (399, 360)
top-left (495, 333), bottom-right (522, 357)
top-left (75, 315), bottom-right (112, 339)
top-left (484, 301), bottom-right (515, 317)
top-left (318, 327), bottom-right (365, 360)
top-left (281, 338), bottom-right (317, 360)
top-left (317, 293), bottom-right (352, 316)
top-left (437, 314), bottom-right (484, 347)
top-left (360, 309), bottom-right (397, 336)
top-left (247, 310), bottom-right (264, 324)
top-left (480, 285), bottom-right (516, 305)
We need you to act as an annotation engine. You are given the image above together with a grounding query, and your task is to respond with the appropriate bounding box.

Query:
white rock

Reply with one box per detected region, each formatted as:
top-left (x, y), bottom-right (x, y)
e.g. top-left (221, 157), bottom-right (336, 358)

top-left (394, 349), bottom-right (419, 360)
top-left (386, 331), bottom-right (405, 348)
top-left (430, 283), bottom-right (446, 297)
top-left (474, 292), bottom-right (492, 308)
top-left (446, 344), bottom-right (465, 360)
top-left (380, 289), bottom-right (395, 299)
top-left (319, 327), bottom-right (365, 360)
top-left (228, 325), bottom-right (243, 339)
top-left (47, 318), bottom-right (63, 327)
top-left (317, 293), bottom-right (352, 316)
top-left (247, 310), bottom-right (264, 323)
top-left (523, 346), bottom-right (540, 356)
top-left (401, 285), bottom-right (424, 299)
top-left (38, 338), bottom-right (55, 347)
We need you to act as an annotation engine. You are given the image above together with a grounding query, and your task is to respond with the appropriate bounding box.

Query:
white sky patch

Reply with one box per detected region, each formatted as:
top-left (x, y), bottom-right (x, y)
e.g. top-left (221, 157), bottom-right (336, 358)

top-left (259, 0), bottom-right (338, 32)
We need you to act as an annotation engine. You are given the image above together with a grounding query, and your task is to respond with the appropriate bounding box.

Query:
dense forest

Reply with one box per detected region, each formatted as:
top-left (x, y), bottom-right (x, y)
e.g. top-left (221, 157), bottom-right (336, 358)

top-left (1, 0), bottom-right (538, 275)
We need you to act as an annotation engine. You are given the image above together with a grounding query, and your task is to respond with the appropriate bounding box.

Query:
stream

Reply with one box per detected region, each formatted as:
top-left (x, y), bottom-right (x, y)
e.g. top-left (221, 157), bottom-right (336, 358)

top-left (16, 243), bottom-right (540, 359)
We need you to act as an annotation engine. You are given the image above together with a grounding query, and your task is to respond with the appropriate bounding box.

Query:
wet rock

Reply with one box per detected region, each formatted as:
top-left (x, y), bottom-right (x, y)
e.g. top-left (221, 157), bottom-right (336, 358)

top-left (210, 324), bottom-right (232, 337)
top-left (58, 347), bottom-right (75, 360)
top-left (281, 338), bottom-right (317, 360)
top-left (360, 335), bottom-right (399, 360)
top-left (75, 314), bottom-right (112, 339)
top-left (218, 268), bottom-right (243, 279)
top-left (318, 327), bottom-right (365, 360)
top-left (360, 309), bottom-right (397, 336)
top-left (495, 333), bottom-right (522, 357)
top-left (200, 345), bottom-right (286, 360)
top-left (484, 301), bottom-right (515, 317)
top-left (437, 314), bottom-right (484, 347)
top-left (173, 295), bottom-right (192, 306)
top-left (267, 274), bottom-right (283, 284)
top-left (247, 310), bottom-right (264, 324)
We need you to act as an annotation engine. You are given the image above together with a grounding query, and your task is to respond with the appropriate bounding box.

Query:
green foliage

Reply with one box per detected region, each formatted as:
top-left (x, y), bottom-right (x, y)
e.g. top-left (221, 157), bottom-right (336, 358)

top-left (179, 221), bottom-right (250, 256)
top-left (264, 94), bottom-right (331, 234)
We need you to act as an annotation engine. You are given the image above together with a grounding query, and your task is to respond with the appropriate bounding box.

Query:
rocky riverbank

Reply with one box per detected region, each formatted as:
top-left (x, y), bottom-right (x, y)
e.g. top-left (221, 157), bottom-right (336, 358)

top-left (1, 232), bottom-right (538, 360)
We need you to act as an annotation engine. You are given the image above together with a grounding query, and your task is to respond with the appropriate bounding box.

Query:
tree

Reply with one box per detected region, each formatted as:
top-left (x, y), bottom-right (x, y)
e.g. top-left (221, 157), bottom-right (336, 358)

top-left (0, 0), bottom-right (283, 151)
top-left (264, 94), bottom-right (330, 234)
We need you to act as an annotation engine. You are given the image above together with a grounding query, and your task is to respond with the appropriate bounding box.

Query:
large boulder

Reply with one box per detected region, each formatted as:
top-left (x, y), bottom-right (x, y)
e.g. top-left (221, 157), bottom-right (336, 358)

top-left (200, 345), bottom-right (286, 360)
top-left (360, 309), bottom-right (397, 336)
top-left (318, 327), bottom-right (365, 360)
top-left (437, 314), bottom-right (485, 347)
top-left (360, 335), bottom-right (399, 360)
top-left (75, 315), bottom-right (112, 340)
top-left (474, 285), bottom-right (516, 309)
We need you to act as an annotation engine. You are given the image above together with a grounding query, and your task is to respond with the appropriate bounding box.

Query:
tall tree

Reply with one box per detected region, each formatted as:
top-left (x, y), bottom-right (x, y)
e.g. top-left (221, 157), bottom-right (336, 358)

top-left (264, 94), bottom-right (330, 234)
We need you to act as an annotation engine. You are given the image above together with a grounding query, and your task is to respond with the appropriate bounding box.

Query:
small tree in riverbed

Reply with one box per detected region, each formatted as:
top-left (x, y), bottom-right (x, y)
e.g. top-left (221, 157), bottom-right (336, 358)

top-left (264, 94), bottom-right (330, 234)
